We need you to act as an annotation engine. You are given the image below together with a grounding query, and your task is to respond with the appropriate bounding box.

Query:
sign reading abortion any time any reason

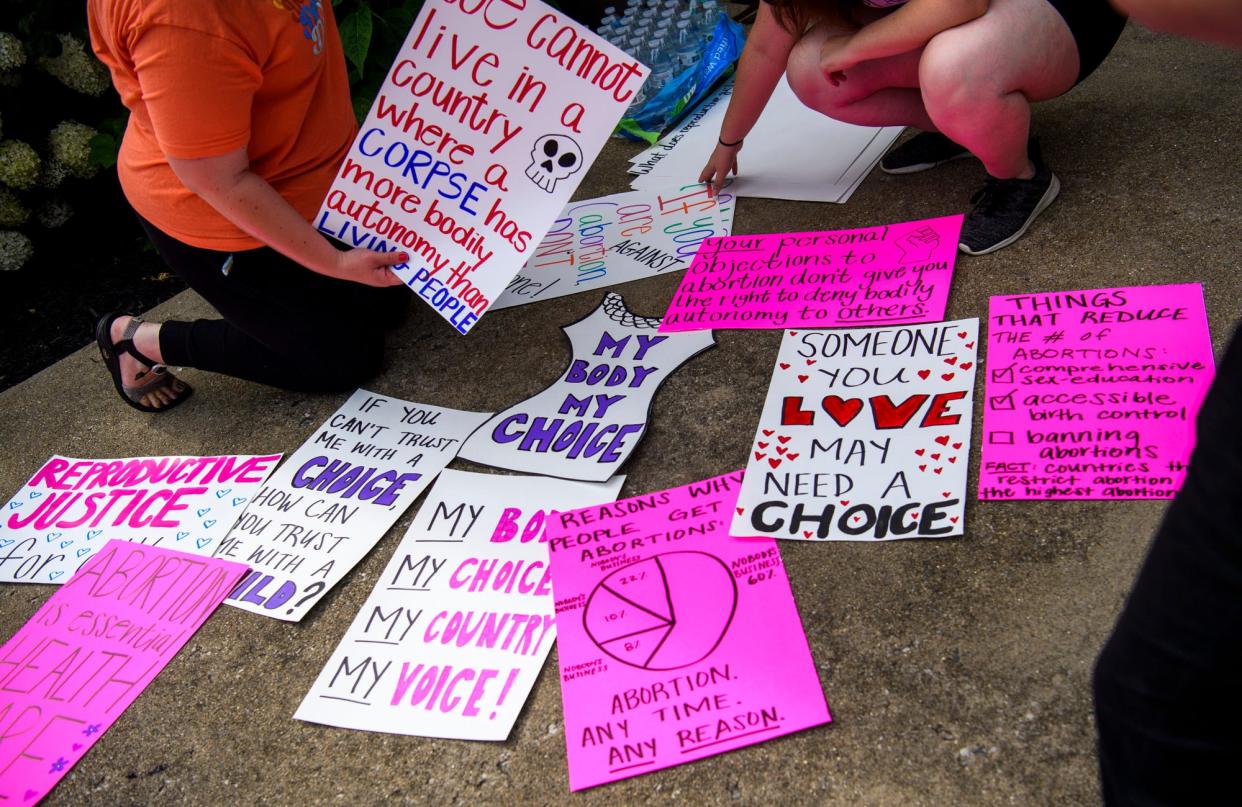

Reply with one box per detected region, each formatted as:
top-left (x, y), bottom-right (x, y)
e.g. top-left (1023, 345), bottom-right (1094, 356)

top-left (546, 471), bottom-right (830, 790)
top-left (659, 215), bottom-right (963, 332)
top-left (295, 469), bottom-right (623, 740)
top-left (979, 283), bottom-right (1214, 501)
top-left (315, 0), bottom-right (649, 334)
top-left (0, 454), bottom-right (279, 585)
top-left (459, 293), bottom-right (715, 482)
top-left (219, 390), bottom-right (490, 621)
top-left (492, 184), bottom-right (735, 309)
top-left (732, 319), bottom-right (978, 541)
top-left (0, 540), bottom-right (247, 804)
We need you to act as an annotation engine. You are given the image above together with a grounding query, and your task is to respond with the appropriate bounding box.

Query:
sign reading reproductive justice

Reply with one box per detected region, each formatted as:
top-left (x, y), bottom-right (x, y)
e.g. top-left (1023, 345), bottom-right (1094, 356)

top-left (315, 0), bottom-right (649, 333)
top-left (0, 454), bottom-right (278, 585)
top-left (546, 471), bottom-right (829, 790)
top-left (0, 540), bottom-right (247, 805)
top-left (219, 390), bottom-right (489, 621)
top-left (296, 470), bottom-right (622, 740)
top-left (660, 215), bottom-right (962, 332)
top-left (979, 284), bottom-right (1214, 500)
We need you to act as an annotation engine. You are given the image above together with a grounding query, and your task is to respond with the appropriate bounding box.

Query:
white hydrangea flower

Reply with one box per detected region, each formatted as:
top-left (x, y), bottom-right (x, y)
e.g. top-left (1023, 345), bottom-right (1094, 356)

top-left (0, 230), bottom-right (33, 271)
top-left (0, 188), bottom-right (28, 228)
top-left (39, 34), bottom-right (110, 96)
top-left (0, 140), bottom-right (41, 190)
top-left (0, 33), bottom-right (25, 72)
top-left (48, 121), bottom-right (100, 179)
top-left (39, 159), bottom-right (69, 189)
top-left (36, 198), bottom-right (73, 229)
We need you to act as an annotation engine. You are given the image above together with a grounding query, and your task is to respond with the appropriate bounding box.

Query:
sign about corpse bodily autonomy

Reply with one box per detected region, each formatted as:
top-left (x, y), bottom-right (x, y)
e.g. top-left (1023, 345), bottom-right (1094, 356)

top-left (0, 540), bottom-right (247, 804)
top-left (732, 319), bottom-right (978, 541)
top-left (492, 184), bottom-right (735, 309)
top-left (296, 469), bottom-right (623, 740)
top-left (0, 454), bottom-right (278, 584)
top-left (220, 390), bottom-right (489, 621)
top-left (315, 0), bottom-right (649, 333)
top-left (979, 284), bottom-right (1214, 500)
top-left (659, 215), bottom-right (962, 332)
top-left (459, 294), bottom-right (715, 482)
top-left (546, 471), bottom-right (829, 790)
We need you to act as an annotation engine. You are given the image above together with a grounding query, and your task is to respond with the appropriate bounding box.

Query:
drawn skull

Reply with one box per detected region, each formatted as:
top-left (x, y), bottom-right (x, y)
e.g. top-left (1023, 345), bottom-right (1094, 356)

top-left (526, 134), bottom-right (583, 193)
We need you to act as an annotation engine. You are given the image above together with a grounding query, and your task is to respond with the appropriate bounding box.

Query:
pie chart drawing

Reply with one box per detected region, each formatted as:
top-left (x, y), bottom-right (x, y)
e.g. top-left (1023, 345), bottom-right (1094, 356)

top-left (583, 551), bottom-right (737, 671)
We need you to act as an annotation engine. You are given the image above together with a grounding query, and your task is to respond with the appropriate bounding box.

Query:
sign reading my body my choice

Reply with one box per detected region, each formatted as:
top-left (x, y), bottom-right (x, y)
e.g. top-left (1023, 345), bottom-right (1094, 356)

top-left (316, 0), bottom-right (649, 334)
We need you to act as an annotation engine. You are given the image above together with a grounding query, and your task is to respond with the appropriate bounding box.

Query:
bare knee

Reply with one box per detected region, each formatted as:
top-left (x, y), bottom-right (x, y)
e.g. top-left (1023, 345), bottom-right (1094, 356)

top-left (918, 32), bottom-right (1001, 125)
top-left (787, 36), bottom-right (854, 116)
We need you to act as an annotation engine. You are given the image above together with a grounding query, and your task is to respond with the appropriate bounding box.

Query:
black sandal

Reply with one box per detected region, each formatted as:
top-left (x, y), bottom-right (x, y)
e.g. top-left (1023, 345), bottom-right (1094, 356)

top-left (95, 312), bottom-right (193, 413)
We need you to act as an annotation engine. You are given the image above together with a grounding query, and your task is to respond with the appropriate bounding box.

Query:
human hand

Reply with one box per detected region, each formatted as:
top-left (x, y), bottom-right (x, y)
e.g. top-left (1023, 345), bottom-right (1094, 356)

top-left (819, 34), bottom-right (857, 82)
top-left (332, 247), bottom-right (409, 288)
top-left (699, 141), bottom-right (740, 195)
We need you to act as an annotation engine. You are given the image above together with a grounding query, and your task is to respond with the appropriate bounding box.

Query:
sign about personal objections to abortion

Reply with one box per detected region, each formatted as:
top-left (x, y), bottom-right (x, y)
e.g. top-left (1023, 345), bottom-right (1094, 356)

top-left (732, 319), bottom-right (979, 541)
top-left (219, 390), bottom-right (490, 621)
top-left (546, 471), bottom-right (830, 790)
top-left (492, 184), bottom-right (735, 309)
top-left (0, 540), bottom-right (247, 804)
top-left (0, 454), bottom-right (279, 585)
top-left (315, 0), bottom-right (649, 333)
top-left (295, 469), bottom-right (623, 740)
top-left (979, 284), bottom-right (1214, 500)
top-left (659, 215), bottom-right (962, 332)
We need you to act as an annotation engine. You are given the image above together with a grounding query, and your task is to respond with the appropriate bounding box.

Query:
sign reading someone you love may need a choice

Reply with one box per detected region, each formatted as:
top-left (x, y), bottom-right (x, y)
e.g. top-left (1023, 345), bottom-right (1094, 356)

top-left (316, 0), bottom-right (648, 333)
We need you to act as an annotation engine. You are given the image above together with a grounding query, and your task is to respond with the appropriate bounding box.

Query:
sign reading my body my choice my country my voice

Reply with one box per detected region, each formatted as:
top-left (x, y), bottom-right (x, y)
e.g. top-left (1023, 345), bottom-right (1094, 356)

top-left (979, 283), bottom-right (1214, 500)
top-left (316, 0), bottom-right (648, 333)
top-left (659, 215), bottom-right (962, 332)
top-left (295, 470), bottom-right (623, 740)
top-left (219, 390), bottom-right (489, 621)
top-left (0, 454), bottom-right (279, 585)
top-left (0, 540), bottom-right (247, 805)
top-left (732, 319), bottom-right (978, 541)
top-left (546, 471), bottom-right (829, 790)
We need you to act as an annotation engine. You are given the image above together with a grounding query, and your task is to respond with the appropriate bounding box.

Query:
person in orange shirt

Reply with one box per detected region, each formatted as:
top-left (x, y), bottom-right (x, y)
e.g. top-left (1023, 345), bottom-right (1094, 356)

top-left (89, 0), bottom-right (409, 412)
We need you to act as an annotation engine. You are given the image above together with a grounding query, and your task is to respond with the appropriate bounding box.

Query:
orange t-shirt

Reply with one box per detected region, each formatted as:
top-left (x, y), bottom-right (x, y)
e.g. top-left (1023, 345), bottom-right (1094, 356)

top-left (88, 0), bottom-right (356, 251)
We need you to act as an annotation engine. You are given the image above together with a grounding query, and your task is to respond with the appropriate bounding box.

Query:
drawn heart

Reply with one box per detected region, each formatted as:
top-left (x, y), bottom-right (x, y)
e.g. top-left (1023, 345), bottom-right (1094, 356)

top-left (196, 508), bottom-right (210, 518)
top-left (919, 464), bottom-right (927, 472)
top-left (797, 375), bottom-right (809, 383)
top-left (915, 449), bottom-right (925, 456)
top-left (935, 435), bottom-right (951, 446)
top-left (736, 508), bottom-right (744, 516)
top-left (965, 341), bottom-right (975, 349)
top-left (7, 501), bottom-right (20, 510)
top-left (957, 331), bottom-right (967, 338)
top-left (805, 359), bottom-right (817, 366)
top-left (949, 457), bottom-right (957, 463)
top-left (952, 442), bottom-right (962, 449)
top-left (786, 453), bottom-right (800, 460)
top-left (72, 743), bottom-right (83, 751)
top-left (934, 467), bottom-right (943, 474)
top-left (822, 396), bottom-right (863, 427)
top-left (754, 452), bottom-right (766, 461)
top-left (44, 532), bottom-right (62, 544)
top-left (789, 331), bottom-right (798, 336)
top-left (0, 539), bottom-right (11, 548)
top-left (76, 548), bottom-right (90, 557)
top-left (203, 519), bottom-right (217, 529)
top-left (59, 540), bottom-right (73, 549)
top-left (942, 491), bottom-right (951, 498)
top-left (762, 429), bottom-right (773, 437)
top-left (768, 458), bottom-right (782, 469)
top-left (86, 529), bottom-right (102, 540)
top-left (775, 446), bottom-right (787, 456)
top-left (48, 571), bottom-right (63, 581)
top-left (911, 512), bottom-right (920, 520)
top-left (215, 488), bottom-right (231, 499)
top-left (196, 538), bottom-right (211, 549)
top-left (803, 530), bottom-right (813, 539)
top-left (840, 500), bottom-right (850, 506)
top-left (28, 491), bottom-right (42, 500)
top-left (232, 497), bottom-right (247, 507)
top-left (931, 453), bottom-right (941, 460)
top-left (944, 356), bottom-right (958, 365)
top-left (779, 362), bottom-right (790, 370)
top-left (777, 435), bottom-right (792, 444)
top-left (757, 441), bottom-right (769, 449)
top-left (950, 516), bottom-right (960, 523)
top-left (941, 372), bottom-right (955, 381)
top-left (176, 531), bottom-right (189, 541)
top-left (851, 514), bottom-right (863, 523)
top-left (959, 362), bottom-right (973, 371)
top-left (24, 790), bottom-right (37, 801)
top-left (917, 369), bottom-right (931, 380)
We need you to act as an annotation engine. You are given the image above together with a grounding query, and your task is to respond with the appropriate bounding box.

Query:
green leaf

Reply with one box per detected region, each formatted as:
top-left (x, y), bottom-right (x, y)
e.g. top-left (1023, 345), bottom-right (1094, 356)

top-left (87, 132), bottom-right (119, 169)
top-left (339, 5), bottom-right (373, 78)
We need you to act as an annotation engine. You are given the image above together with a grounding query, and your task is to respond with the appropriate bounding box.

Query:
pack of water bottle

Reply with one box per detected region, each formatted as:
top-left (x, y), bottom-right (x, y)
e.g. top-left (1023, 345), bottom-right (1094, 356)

top-left (600, 0), bottom-right (745, 142)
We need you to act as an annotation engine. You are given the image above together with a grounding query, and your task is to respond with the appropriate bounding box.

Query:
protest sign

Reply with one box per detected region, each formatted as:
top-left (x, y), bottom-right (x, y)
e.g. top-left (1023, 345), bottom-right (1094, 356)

top-left (220, 390), bottom-right (489, 621)
top-left (546, 471), bottom-right (829, 790)
top-left (732, 320), bottom-right (978, 541)
top-left (491, 185), bottom-right (734, 310)
top-left (295, 469), bottom-right (623, 741)
top-left (659, 215), bottom-right (962, 332)
top-left (0, 540), bottom-right (246, 804)
top-left (459, 294), bottom-right (715, 482)
top-left (314, 0), bottom-right (649, 334)
top-left (979, 284), bottom-right (1214, 500)
top-left (0, 454), bottom-right (278, 585)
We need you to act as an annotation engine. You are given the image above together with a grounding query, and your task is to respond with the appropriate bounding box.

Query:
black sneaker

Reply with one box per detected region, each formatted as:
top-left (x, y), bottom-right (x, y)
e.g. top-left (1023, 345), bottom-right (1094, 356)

top-left (958, 143), bottom-right (1060, 256)
top-left (880, 131), bottom-right (973, 174)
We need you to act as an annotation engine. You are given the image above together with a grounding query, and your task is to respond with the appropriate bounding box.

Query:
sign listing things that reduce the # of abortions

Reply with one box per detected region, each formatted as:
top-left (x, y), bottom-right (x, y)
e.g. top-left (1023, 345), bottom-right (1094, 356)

top-left (0, 540), bottom-right (247, 805)
top-left (732, 319), bottom-right (978, 541)
top-left (296, 469), bottom-right (623, 741)
top-left (219, 390), bottom-right (489, 622)
top-left (546, 471), bottom-right (830, 790)
top-left (979, 283), bottom-right (1214, 500)
top-left (0, 453), bottom-right (279, 585)
top-left (315, 0), bottom-right (649, 333)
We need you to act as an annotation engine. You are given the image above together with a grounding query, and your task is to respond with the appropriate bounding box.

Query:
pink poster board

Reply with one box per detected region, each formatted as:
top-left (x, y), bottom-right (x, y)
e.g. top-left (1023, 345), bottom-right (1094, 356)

top-left (659, 215), bottom-right (962, 332)
top-left (546, 471), bottom-right (830, 791)
top-left (0, 540), bottom-right (247, 803)
top-left (979, 283), bottom-right (1214, 500)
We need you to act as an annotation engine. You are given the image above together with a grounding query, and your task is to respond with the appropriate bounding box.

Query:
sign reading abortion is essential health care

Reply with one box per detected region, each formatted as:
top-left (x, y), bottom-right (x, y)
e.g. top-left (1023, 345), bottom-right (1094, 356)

top-left (315, 0), bottom-right (648, 333)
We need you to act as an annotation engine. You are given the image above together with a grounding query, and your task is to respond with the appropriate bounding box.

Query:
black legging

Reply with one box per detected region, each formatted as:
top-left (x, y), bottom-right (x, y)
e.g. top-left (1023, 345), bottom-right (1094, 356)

top-left (138, 215), bottom-right (409, 392)
top-left (1093, 324), bottom-right (1242, 805)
